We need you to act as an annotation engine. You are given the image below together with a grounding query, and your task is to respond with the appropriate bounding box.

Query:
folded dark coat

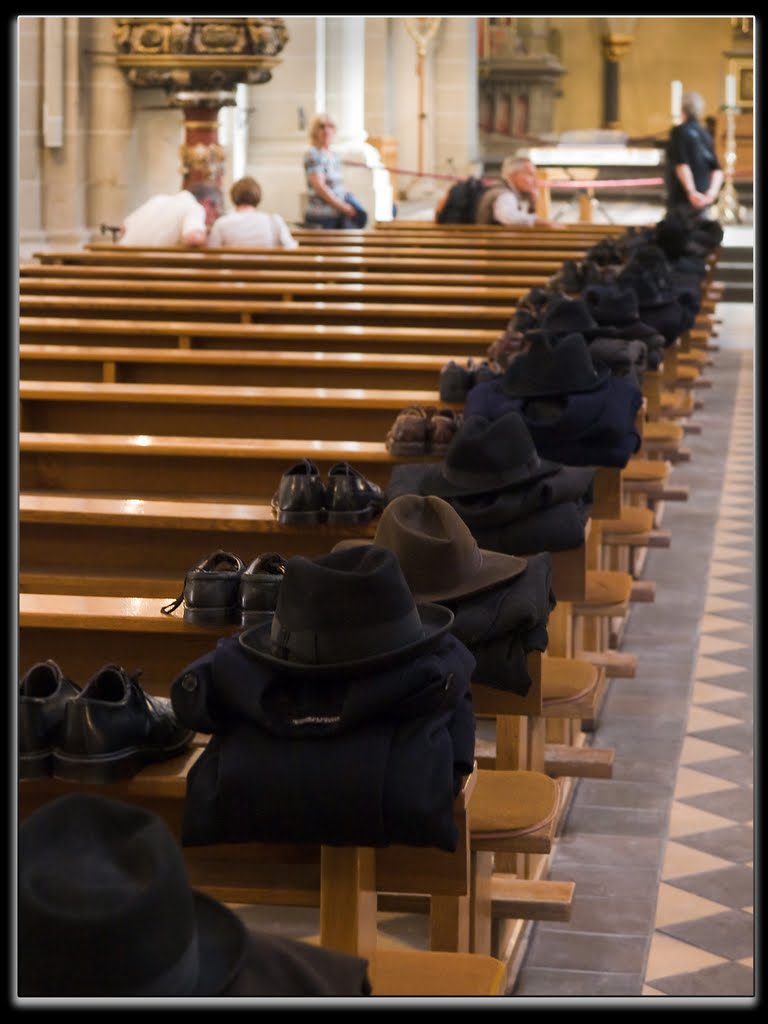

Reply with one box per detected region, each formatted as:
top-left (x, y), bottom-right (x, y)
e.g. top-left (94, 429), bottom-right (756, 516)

top-left (172, 632), bottom-right (476, 851)
top-left (440, 552), bottom-right (555, 695)
top-left (464, 375), bottom-right (643, 468)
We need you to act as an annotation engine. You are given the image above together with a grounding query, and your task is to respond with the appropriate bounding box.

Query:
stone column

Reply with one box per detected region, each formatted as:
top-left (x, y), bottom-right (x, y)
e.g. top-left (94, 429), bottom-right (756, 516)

top-left (40, 17), bottom-right (90, 249)
top-left (600, 20), bottom-right (635, 131)
top-left (325, 16), bottom-right (393, 220)
top-left (85, 17), bottom-right (134, 239)
top-left (18, 17), bottom-right (47, 260)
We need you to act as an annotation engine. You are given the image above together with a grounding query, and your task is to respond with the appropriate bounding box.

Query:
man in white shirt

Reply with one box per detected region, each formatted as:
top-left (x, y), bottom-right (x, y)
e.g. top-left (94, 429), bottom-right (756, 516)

top-left (119, 184), bottom-right (223, 246)
top-left (474, 156), bottom-right (551, 226)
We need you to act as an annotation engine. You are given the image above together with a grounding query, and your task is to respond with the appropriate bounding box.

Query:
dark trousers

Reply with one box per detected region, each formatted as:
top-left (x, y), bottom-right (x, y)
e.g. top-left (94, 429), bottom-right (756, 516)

top-left (304, 192), bottom-right (368, 230)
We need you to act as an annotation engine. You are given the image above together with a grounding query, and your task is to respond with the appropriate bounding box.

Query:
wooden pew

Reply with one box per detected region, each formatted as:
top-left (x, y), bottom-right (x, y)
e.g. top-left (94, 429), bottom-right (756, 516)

top-left (19, 344), bottom-right (455, 390)
top-left (18, 492), bottom-right (588, 600)
top-left (19, 294), bottom-right (515, 331)
top-left (33, 249), bottom-right (566, 275)
top-left (19, 380), bottom-right (462, 443)
top-left (19, 263), bottom-right (552, 288)
top-left (19, 274), bottom-right (531, 307)
top-left (20, 316), bottom-right (499, 356)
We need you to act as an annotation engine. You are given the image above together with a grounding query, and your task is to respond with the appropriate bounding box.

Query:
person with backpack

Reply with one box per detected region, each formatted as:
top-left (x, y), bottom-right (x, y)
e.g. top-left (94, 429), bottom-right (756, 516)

top-left (474, 156), bottom-right (552, 226)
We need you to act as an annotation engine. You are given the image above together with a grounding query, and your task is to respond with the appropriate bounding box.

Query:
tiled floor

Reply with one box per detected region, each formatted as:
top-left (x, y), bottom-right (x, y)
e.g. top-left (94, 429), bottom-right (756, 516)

top-left (232, 208), bottom-right (755, 1004)
top-left (510, 306), bottom-right (755, 1003)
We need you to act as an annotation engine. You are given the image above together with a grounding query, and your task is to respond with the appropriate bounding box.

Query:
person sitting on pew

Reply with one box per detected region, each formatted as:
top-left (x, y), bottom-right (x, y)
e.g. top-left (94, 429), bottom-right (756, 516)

top-left (119, 184), bottom-right (224, 248)
top-left (207, 176), bottom-right (299, 249)
top-left (475, 156), bottom-right (553, 227)
top-left (18, 793), bottom-right (372, 998)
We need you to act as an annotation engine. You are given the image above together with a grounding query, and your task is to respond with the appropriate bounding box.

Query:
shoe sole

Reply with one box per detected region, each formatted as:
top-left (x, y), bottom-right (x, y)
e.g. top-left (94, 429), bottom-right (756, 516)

top-left (325, 507), bottom-right (376, 525)
top-left (183, 605), bottom-right (239, 626)
top-left (19, 750), bottom-right (53, 780)
top-left (275, 510), bottom-right (327, 525)
top-left (52, 732), bottom-right (195, 784)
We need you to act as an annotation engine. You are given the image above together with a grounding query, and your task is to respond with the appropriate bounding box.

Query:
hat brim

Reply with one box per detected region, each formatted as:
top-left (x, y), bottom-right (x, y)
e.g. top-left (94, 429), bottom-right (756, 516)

top-left (237, 602), bottom-right (454, 677)
top-left (501, 363), bottom-right (611, 398)
top-left (330, 540), bottom-right (528, 604)
top-left (192, 891), bottom-right (249, 996)
top-left (417, 456), bottom-right (563, 499)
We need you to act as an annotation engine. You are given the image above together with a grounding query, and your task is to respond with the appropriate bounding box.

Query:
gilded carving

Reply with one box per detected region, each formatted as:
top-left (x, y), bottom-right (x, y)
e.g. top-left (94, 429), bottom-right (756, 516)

top-left (601, 33), bottom-right (633, 62)
top-left (196, 23), bottom-right (245, 53)
top-left (179, 141), bottom-right (227, 183)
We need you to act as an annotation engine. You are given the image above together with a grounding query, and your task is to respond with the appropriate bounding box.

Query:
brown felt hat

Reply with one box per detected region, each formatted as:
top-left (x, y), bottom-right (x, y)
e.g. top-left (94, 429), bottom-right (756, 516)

top-left (333, 494), bottom-right (527, 603)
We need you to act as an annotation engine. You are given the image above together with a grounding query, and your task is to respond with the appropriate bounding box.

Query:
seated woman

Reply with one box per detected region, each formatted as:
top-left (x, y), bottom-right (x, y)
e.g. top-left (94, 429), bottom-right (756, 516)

top-left (207, 176), bottom-right (298, 249)
top-left (302, 113), bottom-right (367, 229)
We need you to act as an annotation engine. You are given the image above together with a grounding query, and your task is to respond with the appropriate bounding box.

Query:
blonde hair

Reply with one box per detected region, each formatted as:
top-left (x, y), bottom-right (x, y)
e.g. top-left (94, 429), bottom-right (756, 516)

top-left (309, 112), bottom-right (337, 146)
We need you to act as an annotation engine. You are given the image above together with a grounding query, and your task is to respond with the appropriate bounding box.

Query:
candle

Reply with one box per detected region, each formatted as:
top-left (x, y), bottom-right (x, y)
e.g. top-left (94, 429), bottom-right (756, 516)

top-left (671, 80), bottom-right (682, 121)
top-left (725, 73), bottom-right (737, 108)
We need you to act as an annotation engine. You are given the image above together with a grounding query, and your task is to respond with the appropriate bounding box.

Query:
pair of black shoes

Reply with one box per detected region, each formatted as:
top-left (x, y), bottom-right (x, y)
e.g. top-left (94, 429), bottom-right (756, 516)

top-left (161, 550), bottom-right (286, 626)
top-left (271, 459), bottom-right (385, 526)
top-left (438, 359), bottom-right (502, 402)
top-left (18, 660), bottom-right (193, 784)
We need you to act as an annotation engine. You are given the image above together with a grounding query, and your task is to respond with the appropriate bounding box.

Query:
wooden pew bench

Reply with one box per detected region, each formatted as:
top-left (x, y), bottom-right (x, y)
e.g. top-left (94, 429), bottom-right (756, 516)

top-left (20, 262), bottom-right (552, 289)
top-left (19, 274), bottom-right (532, 307)
top-left (19, 380), bottom-right (463, 443)
top-left (32, 249), bottom-right (566, 275)
top-left (19, 344), bottom-right (457, 391)
top-left (19, 293), bottom-right (515, 331)
top-left (20, 316), bottom-right (499, 357)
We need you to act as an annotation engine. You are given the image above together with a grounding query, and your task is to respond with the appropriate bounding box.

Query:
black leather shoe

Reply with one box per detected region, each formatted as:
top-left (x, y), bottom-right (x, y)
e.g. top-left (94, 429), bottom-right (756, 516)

top-left (53, 664), bottom-right (194, 784)
top-left (160, 549), bottom-right (245, 625)
top-left (326, 462), bottom-right (385, 524)
top-left (271, 459), bottom-right (327, 525)
top-left (19, 660), bottom-right (81, 779)
top-left (439, 360), bottom-right (473, 402)
top-left (239, 552), bottom-right (287, 625)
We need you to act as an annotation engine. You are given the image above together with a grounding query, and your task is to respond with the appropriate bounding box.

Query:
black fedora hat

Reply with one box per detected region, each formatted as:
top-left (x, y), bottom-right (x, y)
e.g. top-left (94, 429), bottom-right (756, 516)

top-left (333, 494), bottom-right (527, 603)
top-left (417, 411), bottom-right (562, 499)
top-left (238, 544), bottom-right (453, 676)
top-left (522, 295), bottom-right (615, 343)
top-left (18, 793), bottom-right (248, 996)
top-left (501, 331), bottom-right (610, 398)
top-left (583, 284), bottom-right (662, 339)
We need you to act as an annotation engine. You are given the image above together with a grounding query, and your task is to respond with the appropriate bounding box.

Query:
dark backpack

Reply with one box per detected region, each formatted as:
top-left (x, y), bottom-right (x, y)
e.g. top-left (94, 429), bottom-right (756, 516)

top-left (435, 176), bottom-right (489, 224)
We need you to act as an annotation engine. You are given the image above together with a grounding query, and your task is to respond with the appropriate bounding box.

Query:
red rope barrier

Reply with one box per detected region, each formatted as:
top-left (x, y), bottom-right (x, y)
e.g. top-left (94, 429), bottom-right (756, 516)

top-left (342, 160), bottom-right (664, 191)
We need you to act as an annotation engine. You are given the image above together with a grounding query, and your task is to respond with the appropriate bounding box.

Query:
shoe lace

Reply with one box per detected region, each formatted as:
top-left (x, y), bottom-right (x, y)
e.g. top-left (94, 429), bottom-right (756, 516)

top-left (160, 590), bottom-right (184, 616)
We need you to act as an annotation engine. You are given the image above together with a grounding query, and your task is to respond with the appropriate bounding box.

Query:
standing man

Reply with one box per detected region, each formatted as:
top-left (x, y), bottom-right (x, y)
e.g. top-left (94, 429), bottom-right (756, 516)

top-left (665, 91), bottom-right (724, 226)
top-left (474, 156), bottom-right (552, 226)
top-left (119, 183), bottom-right (223, 247)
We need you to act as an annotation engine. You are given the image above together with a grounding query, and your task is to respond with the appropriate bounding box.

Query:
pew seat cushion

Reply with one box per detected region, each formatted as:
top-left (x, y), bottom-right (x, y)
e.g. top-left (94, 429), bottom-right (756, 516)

top-left (582, 569), bottom-right (633, 606)
top-left (623, 458), bottom-right (671, 483)
top-left (542, 656), bottom-right (598, 704)
top-left (372, 949), bottom-right (506, 996)
top-left (643, 420), bottom-right (685, 444)
top-left (469, 769), bottom-right (559, 837)
top-left (599, 505), bottom-right (655, 535)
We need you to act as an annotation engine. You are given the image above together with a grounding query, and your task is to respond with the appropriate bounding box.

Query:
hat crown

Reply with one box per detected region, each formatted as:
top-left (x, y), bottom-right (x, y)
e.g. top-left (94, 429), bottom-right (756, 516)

top-left (374, 495), bottom-right (483, 599)
top-left (19, 794), bottom-right (200, 996)
top-left (269, 545), bottom-right (425, 666)
top-left (584, 284), bottom-right (640, 325)
top-left (503, 331), bottom-right (604, 397)
top-left (541, 296), bottom-right (600, 335)
top-left (443, 412), bottom-right (540, 485)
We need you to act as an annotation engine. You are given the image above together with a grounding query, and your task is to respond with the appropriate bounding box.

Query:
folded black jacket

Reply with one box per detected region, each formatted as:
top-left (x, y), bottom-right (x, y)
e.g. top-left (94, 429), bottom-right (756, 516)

top-left (172, 632), bottom-right (476, 851)
top-left (441, 552), bottom-right (555, 695)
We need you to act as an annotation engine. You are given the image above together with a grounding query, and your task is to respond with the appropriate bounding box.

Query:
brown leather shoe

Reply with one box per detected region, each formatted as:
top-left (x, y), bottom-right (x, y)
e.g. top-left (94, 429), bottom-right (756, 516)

top-left (428, 409), bottom-right (463, 456)
top-left (385, 406), bottom-right (431, 456)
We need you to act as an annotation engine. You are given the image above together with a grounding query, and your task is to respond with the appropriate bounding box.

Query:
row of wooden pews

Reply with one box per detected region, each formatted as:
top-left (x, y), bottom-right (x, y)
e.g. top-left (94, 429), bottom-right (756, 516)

top-left (17, 220), bottom-right (722, 996)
